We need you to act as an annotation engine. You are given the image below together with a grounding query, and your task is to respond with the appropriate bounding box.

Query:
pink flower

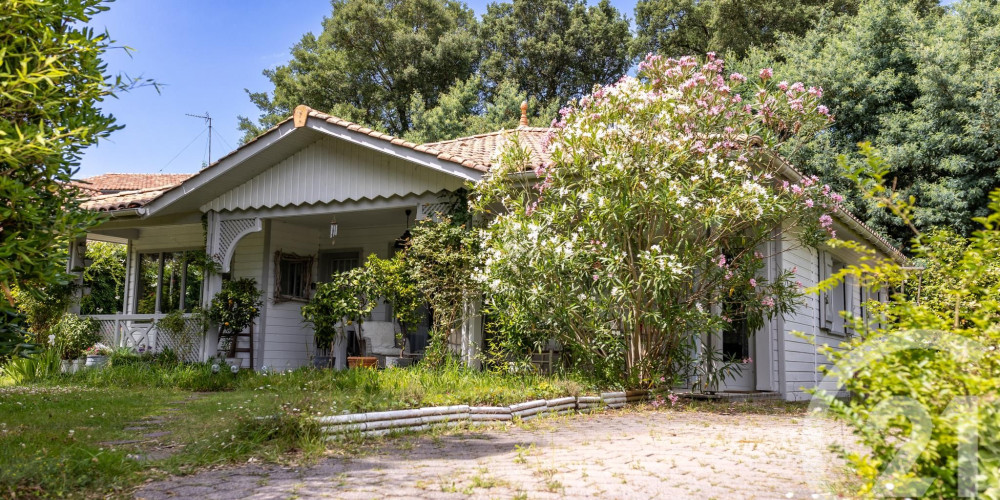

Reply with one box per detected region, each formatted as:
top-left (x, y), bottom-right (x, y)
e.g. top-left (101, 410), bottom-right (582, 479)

top-left (817, 105), bottom-right (829, 116)
top-left (759, 68), bottom-right (773, 80)
top-left (777, 81), bottom-right (789, 91)
top-left (716, 254), bottom-right (727, 268)
top-left (742, 357), bottom-right (753, 364)
top-left (593, 274), bottom-right (599, 282)
top-left (790, 82), bottom-right (805, 93)
top-left (805, 199), bottom-right (814, 208)
top-left (729, 72), bottom-right (747, 83)
top-left (830, 193), bottom-right (844, 203)
top-left (819, 214), bottom-right (833, 228)
top-left (808, 86), bottom-right (823, 98)
top-left (749, 278), bottom-right (757, 287)
top-left (761, 296), bottom-right (775, 308)
top-left (668, 394), bottom-right (679, 405)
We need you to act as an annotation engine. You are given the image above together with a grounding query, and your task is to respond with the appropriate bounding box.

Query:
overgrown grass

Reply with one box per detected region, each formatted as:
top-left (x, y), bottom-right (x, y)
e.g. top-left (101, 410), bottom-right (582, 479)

top-left (0, 358), bottom-right (587, 498)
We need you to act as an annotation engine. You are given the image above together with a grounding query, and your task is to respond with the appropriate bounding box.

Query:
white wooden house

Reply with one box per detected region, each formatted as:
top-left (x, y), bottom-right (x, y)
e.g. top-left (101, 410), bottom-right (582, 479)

top-left (74, 104), bottom-right (902, 400)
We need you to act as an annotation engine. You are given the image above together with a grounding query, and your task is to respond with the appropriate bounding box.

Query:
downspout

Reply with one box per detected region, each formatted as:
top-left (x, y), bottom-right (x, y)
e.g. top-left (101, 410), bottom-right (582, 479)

top-left (775, 229), bottom-right (787, 400)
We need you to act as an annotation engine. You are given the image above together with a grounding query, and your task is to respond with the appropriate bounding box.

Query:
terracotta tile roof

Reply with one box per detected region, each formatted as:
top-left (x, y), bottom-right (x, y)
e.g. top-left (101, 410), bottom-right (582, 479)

top-left (423, 127), bottom-right (553, 172)
top-left (80, 185), bottom-right (178, 212)
top-left (73, 173), bottom-right (194, 194)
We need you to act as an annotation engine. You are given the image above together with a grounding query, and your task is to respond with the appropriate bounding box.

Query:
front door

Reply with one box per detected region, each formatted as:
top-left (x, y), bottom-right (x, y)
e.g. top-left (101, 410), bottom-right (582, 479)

top-left (720, 319), bottom-right (755, 391)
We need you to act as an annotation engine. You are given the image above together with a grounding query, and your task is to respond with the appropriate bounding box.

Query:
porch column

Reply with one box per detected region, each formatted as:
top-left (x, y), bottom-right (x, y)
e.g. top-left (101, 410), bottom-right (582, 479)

top-left (202, 211), bottom-right (223, 361)
top-left (66, 237), bottom-right (87, 314)
top-left (460, 296), bottom-right (483, 369)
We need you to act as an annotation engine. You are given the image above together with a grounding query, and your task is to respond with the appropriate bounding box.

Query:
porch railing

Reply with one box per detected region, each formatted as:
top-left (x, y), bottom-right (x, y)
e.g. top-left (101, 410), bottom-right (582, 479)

top-left (83, 314), bottom-right (204, 363)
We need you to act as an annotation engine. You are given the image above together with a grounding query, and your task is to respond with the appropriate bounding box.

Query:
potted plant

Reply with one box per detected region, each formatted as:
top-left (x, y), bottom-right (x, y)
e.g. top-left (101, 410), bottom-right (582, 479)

top-left (208, 278), bottom-right (262, 364)
top-left (50, 314), bottom-right (100, 373)
top-left (83, 343), bottom-right (111, 368)
top-left (301, 267), bottom-right (373, 369)
top-left (364, 253), bottom-right (421, 367)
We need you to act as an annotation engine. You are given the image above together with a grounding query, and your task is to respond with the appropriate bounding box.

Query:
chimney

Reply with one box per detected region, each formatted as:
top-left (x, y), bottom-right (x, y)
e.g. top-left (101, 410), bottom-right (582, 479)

top-left (519, 100), bottom-right (528, 127)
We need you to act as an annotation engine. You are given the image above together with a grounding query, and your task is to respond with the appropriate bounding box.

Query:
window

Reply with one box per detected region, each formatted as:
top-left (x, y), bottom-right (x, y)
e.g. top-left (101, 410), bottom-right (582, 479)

top-left (820, 251), bottom-right (849, 335)
top-left (135, 251), bottom-right (205, 314)
top-left (319, 250), bottom-right (360, 280)
top-left (274, 251), bottom-right (313, 301)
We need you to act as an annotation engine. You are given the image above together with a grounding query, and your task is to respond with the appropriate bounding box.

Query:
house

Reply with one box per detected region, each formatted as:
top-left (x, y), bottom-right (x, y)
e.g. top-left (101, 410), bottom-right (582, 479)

top-left (73, 104), bottom-right (902, 401)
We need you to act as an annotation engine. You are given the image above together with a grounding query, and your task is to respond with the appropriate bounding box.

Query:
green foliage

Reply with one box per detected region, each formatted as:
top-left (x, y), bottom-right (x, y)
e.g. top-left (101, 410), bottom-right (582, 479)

top-left (12, 282), bottom-right (73, 343)
top-left (476, 54), bottom-right (835, 386)
top-left (407, 192), bottom-right (483, 365)
top-left (243, 0), bottom-right (631, 145)
top-left (363, 253), bottom-right (422, 351)
top-left (50, 314), bottom-right (100, 360)
top-left (0, 310), bottom-right (35, 362)
top-left (479, 0), bottom-right (632, 105)
top-left (238, 0), bottom-right (479, 140)
top-left (811, 147), bottom-right (1000, 497)
top-left (0, 348), bottom-right (62, 384)
top-left (0, 0), bottom-right (149, 316)
top-left (208, 278), bottom-right (263, 338)
top-left (633, 0), bottom-right (862, 59)
top-left (301, 268), bottom-right (373, 349)
top-left (753, 0), bottom-right (1000, 243)
top-left (80, 241), bottom-right (126, 315)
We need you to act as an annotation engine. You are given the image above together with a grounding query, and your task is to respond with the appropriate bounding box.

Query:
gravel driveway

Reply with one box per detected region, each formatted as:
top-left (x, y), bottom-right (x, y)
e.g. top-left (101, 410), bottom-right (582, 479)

top-left (135, 408), bottom-right (848, 499)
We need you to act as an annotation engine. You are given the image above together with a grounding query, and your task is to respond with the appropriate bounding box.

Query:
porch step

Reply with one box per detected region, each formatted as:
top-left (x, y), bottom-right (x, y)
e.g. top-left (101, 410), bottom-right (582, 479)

top-left (678, 391), bottom-right (782, 402)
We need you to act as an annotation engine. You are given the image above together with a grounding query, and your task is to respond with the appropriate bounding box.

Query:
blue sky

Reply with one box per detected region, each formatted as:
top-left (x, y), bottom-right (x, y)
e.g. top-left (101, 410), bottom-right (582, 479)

top-left (78, 0), bottom-right (637, 178)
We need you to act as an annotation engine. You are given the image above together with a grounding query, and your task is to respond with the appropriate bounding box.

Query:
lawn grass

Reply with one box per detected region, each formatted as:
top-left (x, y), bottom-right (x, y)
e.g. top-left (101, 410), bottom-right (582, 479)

top-left (0, 362), bottom-right (587, 498)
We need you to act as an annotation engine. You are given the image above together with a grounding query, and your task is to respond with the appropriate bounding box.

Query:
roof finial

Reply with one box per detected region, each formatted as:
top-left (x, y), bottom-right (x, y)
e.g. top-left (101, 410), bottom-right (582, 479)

top-left (519, 100), bottom-right (528, 127)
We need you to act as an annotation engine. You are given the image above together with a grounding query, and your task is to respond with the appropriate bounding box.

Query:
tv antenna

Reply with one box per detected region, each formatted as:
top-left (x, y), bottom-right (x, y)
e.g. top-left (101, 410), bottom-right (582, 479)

top-left (186, 112), bottom-right (212, 164)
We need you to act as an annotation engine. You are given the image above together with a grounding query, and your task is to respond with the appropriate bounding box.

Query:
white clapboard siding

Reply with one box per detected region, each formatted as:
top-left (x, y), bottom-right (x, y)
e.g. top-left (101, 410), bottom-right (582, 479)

top-left (260, 220), bottom-right (321, 370)
top-left (780, 234), bottom-right (867, 401)
top-left (203, 138), bottom-right (466, 212)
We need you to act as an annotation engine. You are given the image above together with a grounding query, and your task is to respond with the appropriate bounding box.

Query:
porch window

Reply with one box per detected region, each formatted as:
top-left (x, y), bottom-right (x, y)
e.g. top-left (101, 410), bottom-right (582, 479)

top-left (274, 251), bottom-right (313, 301)
top-left (135, 251), bottom-right (205, 314)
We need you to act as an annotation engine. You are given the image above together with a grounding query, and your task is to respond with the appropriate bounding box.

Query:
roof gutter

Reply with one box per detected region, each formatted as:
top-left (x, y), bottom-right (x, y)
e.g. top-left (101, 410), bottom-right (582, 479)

top-left (106, 207), bottom-right (146, 218)
top-left (768, 154), bottom-right (907, 264)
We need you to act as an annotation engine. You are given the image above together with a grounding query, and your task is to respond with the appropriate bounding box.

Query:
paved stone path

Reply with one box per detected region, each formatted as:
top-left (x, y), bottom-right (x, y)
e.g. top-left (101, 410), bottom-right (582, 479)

top-left (135, 409), bottom-right (846, 499)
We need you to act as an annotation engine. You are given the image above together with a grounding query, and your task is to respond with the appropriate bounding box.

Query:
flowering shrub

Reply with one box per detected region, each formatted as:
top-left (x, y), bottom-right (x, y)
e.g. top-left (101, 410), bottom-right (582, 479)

top-left (475, 53), bottom-right (838, 385)
top-left (49, 314), bottom-right (100, 360)
top-left (83, 343), bottom-right (111, 356)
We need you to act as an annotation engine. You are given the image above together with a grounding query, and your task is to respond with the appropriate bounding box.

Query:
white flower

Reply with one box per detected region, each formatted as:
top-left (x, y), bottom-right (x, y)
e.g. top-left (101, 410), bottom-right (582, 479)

top-left (47, 334), bottom-right (56, 346)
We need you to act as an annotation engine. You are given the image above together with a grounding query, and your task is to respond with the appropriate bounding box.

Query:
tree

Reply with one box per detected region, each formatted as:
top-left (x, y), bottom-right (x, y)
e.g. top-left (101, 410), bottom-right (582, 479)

top-left (476, 54), bottom-right (836, 385)
top-left (633, 0), bottom-right (862, 59)
top-left (0, 1), bottom-right (142, 319)
top-left (404, 78), bottom-right (559, 144)
top-left (753, 0), bottom-right (1000, 244)
top-left (479, 0), bottom-right (633, 108)
top-left (238, 0), bottom-right (479, 141)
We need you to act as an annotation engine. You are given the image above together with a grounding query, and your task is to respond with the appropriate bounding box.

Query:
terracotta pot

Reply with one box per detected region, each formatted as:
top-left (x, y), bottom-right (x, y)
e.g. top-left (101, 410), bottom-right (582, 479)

top-left (347, 356), bottom-right (378, 369)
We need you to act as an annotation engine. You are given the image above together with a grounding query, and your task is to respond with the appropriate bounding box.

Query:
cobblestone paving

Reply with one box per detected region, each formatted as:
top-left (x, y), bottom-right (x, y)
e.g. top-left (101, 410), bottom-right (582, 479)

top-left (136, 409), bottom-right (845, 499)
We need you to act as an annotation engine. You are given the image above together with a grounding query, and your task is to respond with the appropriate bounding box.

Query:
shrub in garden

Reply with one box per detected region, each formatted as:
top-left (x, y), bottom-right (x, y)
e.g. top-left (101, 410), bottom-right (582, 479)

top-left (301, 268), bottom-right (373, 351)
top-left (811, 147), bottom-right (1000, 497)
top-left (476, 53), bottom-right (837, 385)
top-left (208, 278), bottom-right (262, 340)
top-left (407, 191), bottom-right (482, 366)
top-left (50, 314), bottom-right (100, 360)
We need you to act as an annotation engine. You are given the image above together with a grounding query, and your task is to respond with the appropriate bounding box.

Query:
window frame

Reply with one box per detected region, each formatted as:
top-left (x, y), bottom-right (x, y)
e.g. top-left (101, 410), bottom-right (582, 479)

top-left (273, 251), bottom-right (314, 303)
top-left (134, 249), bottom-right (205, 314)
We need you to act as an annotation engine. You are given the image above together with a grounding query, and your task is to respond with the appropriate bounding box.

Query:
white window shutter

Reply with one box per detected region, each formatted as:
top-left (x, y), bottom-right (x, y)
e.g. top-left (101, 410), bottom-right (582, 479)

top-left (820, 251), bottom-right (834, 330)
